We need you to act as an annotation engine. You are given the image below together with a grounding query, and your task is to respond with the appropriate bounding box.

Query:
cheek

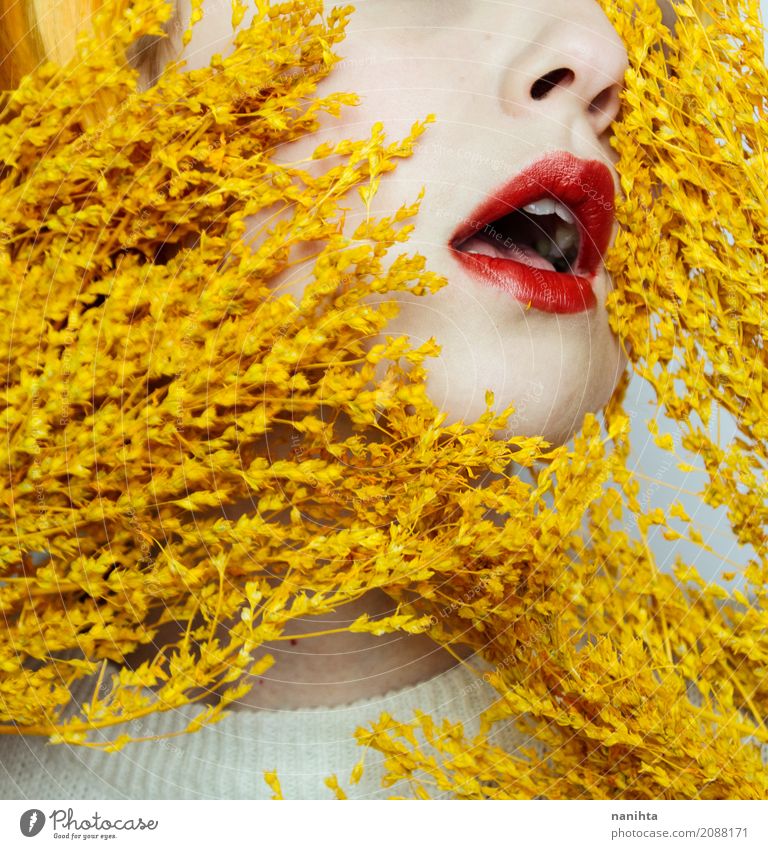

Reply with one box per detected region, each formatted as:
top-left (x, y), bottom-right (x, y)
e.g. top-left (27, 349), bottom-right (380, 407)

top-left (240, 110), bottom-right (426, 304)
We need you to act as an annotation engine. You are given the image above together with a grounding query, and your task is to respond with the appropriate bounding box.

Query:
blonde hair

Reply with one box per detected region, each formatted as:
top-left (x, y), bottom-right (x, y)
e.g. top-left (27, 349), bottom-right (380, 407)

top-left (0, 0), bottom-right (183, 90)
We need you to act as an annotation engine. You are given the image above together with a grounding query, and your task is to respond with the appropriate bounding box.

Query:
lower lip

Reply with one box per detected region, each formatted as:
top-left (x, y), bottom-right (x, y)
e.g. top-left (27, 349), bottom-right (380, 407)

top-left (449, 249), bottom-right (597, 314)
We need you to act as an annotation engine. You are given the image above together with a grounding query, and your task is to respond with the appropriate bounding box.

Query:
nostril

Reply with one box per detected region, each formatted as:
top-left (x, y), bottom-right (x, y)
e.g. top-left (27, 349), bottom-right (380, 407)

top-left (530, 68), bottom-right (575, 100)
top-left (589, 84), bottom-right (619, 117)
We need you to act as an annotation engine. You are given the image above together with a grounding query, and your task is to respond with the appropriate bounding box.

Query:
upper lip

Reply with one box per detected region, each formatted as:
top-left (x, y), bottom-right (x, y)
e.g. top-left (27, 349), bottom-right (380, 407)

top-left (449, 151), bottom-right (616, 279)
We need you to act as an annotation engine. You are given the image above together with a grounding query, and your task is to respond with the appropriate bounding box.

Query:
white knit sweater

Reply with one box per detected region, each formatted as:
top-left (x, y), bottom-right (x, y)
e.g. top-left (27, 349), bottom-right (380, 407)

top-left (0, 658), bottom-right (535, 800)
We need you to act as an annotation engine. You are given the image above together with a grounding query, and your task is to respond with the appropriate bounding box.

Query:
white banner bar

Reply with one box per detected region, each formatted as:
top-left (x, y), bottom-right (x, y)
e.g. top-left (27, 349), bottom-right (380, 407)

top-left (1, 800), bottom-right (767, 849)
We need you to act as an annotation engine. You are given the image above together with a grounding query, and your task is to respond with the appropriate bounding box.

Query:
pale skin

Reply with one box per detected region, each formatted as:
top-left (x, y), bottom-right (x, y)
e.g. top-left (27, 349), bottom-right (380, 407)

top-left (125, 0), bottom-right (677, 709)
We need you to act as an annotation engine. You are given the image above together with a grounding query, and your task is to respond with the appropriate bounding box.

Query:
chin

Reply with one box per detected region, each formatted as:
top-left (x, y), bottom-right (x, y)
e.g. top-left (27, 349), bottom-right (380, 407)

top-left (429, 346), bottom-right (626, 447)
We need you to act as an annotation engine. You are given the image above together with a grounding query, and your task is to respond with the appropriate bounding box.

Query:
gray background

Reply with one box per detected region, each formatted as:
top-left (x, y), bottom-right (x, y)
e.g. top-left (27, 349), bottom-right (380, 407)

top-left (622, 0), bottom-right (766, 590)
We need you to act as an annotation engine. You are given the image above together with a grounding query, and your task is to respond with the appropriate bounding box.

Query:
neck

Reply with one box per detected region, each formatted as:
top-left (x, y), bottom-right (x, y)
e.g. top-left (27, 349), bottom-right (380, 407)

top-left (126, 587), bottom-right (469, 711)
top-left (218, 588), bottom-right (472, 710)
top-left (124, 418), bottom-right (478, 711)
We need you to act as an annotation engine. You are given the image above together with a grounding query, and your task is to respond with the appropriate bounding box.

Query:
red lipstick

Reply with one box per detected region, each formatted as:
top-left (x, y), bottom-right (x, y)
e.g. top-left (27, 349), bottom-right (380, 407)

top-left (449, 152), bottom-right (616, 314)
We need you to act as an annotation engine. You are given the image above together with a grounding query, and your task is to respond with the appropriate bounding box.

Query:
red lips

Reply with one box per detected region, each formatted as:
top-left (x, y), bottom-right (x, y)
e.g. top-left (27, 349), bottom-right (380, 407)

top-left (449, 152), bottom-right (616, 314)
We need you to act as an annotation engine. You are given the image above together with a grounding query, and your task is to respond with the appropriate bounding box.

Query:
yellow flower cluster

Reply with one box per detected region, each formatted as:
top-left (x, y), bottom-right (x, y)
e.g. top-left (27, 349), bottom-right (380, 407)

top-left (0, 0), bottom-right (766, 798)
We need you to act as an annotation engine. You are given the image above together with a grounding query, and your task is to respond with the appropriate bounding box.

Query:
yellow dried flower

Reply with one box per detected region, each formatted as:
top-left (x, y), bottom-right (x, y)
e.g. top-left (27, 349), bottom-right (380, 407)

top-left (0, 0), bottom-right (767, 801)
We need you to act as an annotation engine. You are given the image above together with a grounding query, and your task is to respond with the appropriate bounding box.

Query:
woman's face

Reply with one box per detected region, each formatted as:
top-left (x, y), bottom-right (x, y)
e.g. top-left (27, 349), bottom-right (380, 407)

top-left (178, 0), bottom-right (630, 445)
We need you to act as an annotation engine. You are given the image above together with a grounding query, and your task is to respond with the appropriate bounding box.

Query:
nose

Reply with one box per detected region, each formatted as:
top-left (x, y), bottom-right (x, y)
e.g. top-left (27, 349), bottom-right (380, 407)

top-left (500, 8), bottom-right (629, 138)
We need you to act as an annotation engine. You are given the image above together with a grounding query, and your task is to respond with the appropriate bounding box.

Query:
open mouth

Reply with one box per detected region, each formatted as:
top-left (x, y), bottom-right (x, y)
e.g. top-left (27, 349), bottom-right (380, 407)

top-left (449, 152), bottom-right (616, 314)
top-left (454, 197), bottom-right (580, 274)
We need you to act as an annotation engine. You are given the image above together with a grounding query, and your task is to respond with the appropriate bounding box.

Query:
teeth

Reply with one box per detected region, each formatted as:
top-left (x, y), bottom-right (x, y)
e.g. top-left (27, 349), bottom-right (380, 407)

top-left (554, 224), bottom-right (577, 252)
top-left (522, 198), bottom-right (576, 225)
top-left (522, 199), bottom-right (556, 216)
top-left (554, 202), bottom-right (575, 224)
